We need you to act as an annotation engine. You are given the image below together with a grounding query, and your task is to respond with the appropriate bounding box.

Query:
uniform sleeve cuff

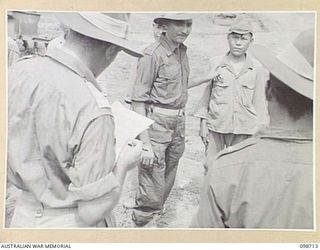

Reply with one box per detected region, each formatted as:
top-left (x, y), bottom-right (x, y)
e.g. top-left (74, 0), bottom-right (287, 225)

top-left (130, 97), bottom-right (150, 102)
top-left (69, 172), bottom-right (120, 201)
top-left (192, 109), bottom-right (208, 119)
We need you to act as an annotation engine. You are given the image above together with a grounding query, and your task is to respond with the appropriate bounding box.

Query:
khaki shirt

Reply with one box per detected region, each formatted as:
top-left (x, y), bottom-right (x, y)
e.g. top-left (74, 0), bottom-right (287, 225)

top-left (191, 127), bottom-right (313, 229)
top-left (8, 47), bottom-right (119, 209)
top-left (193, 53), bottom-right (269, 134)
top-left (131, 34), bottom-right (190, 109)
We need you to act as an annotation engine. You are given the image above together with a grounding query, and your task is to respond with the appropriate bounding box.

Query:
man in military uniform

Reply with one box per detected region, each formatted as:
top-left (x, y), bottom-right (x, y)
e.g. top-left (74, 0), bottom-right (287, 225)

top-left (124, 19), bottom-right (164, 105)
top-left (192, 18), bottom-right (268, 173)
top-left (191, 29), bottom-right (314, 229)
top-left (130, 13), bottom-right (193, 227)
top-left (7, 12), bottom-right (143, 228)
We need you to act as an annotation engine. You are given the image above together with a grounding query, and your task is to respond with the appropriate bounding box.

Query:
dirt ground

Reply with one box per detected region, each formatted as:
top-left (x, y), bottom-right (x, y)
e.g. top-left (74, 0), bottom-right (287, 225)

top-left (5, 12), bottom-right (315, 228)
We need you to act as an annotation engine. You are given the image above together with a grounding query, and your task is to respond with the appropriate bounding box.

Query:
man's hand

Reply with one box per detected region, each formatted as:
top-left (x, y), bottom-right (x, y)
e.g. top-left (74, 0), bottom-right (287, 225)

top-left (141, 142), bottom-right (155, 167)
top-left (208, 70), bottom-right (223, 84)
top-left (117, 139), bottom-right (142, 172)
top-left (199, 118), bottom-right (209, 147)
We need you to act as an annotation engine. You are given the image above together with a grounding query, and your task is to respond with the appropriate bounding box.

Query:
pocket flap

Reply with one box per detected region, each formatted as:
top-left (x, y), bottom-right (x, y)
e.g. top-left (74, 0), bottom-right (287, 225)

top-left (241, 81), bottom-right (255, 89)
top-left (148, 123), bottom-right (172, 143)
top-left (215, 80), bottom-right (229, 87)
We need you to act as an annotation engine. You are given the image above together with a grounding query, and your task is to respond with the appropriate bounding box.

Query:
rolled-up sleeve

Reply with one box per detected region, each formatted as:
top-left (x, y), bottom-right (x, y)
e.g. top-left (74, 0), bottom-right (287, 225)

top-left (131, 53), bottom-right (158, 102)
top-left (192, 56), bottom-right (222, 119)
top-left (68, 115), bottom-right (119, 201)
top-left (192, 82), bottom-right (211, 119)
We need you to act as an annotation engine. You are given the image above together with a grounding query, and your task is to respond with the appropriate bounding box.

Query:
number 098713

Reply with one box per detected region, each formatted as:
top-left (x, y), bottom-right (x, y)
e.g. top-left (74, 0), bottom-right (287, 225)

top-left (300, 244), bottom-right (319, 248)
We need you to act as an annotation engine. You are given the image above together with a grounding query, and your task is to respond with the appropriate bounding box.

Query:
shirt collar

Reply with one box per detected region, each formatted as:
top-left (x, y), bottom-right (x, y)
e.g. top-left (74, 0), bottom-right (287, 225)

top-left (159, 34), bottom-right (187, 56)
top-left (220, 52), bottom-right (254, 70)
top-left (45, 46), bottom-right (102, 91)
top-left (256, 126), bottom-right (313, 141)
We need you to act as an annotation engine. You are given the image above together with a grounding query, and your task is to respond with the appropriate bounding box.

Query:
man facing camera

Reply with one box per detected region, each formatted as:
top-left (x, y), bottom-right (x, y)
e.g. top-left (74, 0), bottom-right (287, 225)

top-left (192, 18), bottom-right (268, 173)
top-left (191, 29), bottom-right (314, 229)
top-left (131, 13), bottom-right (193, 227)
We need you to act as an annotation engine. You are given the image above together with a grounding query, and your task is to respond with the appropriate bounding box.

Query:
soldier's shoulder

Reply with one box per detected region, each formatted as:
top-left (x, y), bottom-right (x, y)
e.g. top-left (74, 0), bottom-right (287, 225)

top-left (248, 54), bottom-right (263, 68)
top-left (216, 136), bottom-right (261, 160)
top-left (10, 55), bottom-right (44, 72)
top-left (143, 41), bottom-right (161, 55)
top-left (16, 54), bottom-right (37, 62)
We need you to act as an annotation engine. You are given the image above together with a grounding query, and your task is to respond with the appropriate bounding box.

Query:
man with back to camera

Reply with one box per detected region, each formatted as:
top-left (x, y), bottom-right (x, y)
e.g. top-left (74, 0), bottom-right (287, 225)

top-left (130, 13), bottom-right (193, 227)
top-left (7, 12), bottom-right (143, 228)
top-left (190, 17), bottom-right (269, 174)
top-left (191, 29), bottom-right (314, 229)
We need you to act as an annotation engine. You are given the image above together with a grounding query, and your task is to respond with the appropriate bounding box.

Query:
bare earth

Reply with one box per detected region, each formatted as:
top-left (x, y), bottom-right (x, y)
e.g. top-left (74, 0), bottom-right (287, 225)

top-left (5, 12), bottom-right (315, 228)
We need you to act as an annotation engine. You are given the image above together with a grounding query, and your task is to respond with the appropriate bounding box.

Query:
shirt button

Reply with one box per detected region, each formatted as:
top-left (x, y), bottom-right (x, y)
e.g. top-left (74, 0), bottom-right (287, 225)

top-left (35, 208), bottom-right (43, 217)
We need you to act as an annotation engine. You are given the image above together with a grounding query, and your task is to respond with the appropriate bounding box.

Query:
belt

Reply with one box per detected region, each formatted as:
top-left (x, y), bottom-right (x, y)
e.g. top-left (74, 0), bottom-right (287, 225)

top-left (151, 106), bottom-right (185, 116)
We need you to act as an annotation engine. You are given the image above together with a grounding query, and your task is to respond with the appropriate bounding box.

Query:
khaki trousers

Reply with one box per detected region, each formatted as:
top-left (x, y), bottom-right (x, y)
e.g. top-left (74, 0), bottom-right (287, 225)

top-left (132, 111), bottom-right (185, 227)
top-left (204, 131), bottom-right (250, 172)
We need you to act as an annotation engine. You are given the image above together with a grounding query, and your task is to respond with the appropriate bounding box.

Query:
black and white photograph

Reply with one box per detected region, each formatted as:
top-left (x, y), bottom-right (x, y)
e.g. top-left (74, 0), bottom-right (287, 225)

top-left (5, 10), bottom-right (315, 230)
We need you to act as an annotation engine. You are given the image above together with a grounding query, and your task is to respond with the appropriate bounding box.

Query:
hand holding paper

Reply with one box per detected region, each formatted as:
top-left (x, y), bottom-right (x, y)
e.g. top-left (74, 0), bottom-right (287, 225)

top-left (111, 101), bottom-right (154, 159)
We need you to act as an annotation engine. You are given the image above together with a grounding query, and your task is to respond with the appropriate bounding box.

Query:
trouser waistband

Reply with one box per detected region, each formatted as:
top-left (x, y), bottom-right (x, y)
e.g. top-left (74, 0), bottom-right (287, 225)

top-left (148, 104), bottom-right (185, 116)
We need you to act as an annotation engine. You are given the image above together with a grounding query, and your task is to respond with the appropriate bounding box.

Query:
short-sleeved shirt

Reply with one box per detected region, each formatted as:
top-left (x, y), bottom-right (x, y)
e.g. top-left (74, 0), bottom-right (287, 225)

top-left (193, 53), bottom-right (269, 134)
top-left (191, 127), bottom-right (313, 229)
top-left (131, 34), bottom-right (190, 109)
top-left (8, 46), bottom-right (119, 209)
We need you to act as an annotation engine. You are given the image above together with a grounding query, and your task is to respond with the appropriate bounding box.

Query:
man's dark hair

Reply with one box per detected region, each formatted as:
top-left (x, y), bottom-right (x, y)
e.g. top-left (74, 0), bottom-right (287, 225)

top-left (268, 74), bottom-right (313, 120)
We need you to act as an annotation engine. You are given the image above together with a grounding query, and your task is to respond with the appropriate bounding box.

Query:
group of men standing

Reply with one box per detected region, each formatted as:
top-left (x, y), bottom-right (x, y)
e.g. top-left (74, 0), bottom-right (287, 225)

top-left (7, 12), bottom-right (314, 229)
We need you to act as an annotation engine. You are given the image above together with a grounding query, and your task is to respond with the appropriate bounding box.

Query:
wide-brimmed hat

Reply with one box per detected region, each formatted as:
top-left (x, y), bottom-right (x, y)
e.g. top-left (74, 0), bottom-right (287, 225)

top-left (153, 13), bottom-right (193, 24)
top-left (250, 29), bottom-right (314, 100)
top-left (55, 12), bottom-right (143, 57)
top-left (228, 17), bottom-right (253, 35)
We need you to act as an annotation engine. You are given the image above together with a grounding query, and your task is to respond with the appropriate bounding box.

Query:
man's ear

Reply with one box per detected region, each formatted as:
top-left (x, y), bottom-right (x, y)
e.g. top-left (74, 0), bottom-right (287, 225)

top-left (106, 44), bottom-right (120, 54)
top-left (63, 28), bottom-right (71, 39)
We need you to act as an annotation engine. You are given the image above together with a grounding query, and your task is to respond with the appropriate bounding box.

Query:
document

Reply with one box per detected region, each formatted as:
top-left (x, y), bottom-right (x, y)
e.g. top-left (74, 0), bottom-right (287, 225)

top-left (111, 101), bottom-right (154, 158)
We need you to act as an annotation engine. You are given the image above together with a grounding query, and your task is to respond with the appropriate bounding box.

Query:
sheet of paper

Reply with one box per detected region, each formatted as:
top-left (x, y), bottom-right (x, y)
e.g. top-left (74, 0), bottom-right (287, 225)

top-left (111, 101), bottom-right (154, 158)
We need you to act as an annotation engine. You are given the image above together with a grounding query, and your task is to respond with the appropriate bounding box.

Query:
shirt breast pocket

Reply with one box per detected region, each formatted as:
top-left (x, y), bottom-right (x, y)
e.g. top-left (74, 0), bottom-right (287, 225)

top-left (159, 62), bottom-right (180, 80)
top-left (240, 74), bottom-right (256, 108)
top-left (213, 80), bottom-right (229, 104)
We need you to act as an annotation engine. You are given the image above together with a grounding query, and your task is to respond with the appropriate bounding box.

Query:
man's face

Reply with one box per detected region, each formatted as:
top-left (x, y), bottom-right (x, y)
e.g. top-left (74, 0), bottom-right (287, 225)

top-left (228, 32), bottom-right (253, 57)
top-left (152, 23), bottom-right (164, 40)
top-left (164, 19), bottom-right (192, 45)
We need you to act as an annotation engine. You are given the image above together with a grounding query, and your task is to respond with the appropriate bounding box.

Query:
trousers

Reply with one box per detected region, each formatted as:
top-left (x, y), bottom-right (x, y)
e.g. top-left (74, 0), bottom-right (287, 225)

top-left (204, 131), bottom-right (250, 173)
top-left (132, 111), bottom-right (185, 226)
